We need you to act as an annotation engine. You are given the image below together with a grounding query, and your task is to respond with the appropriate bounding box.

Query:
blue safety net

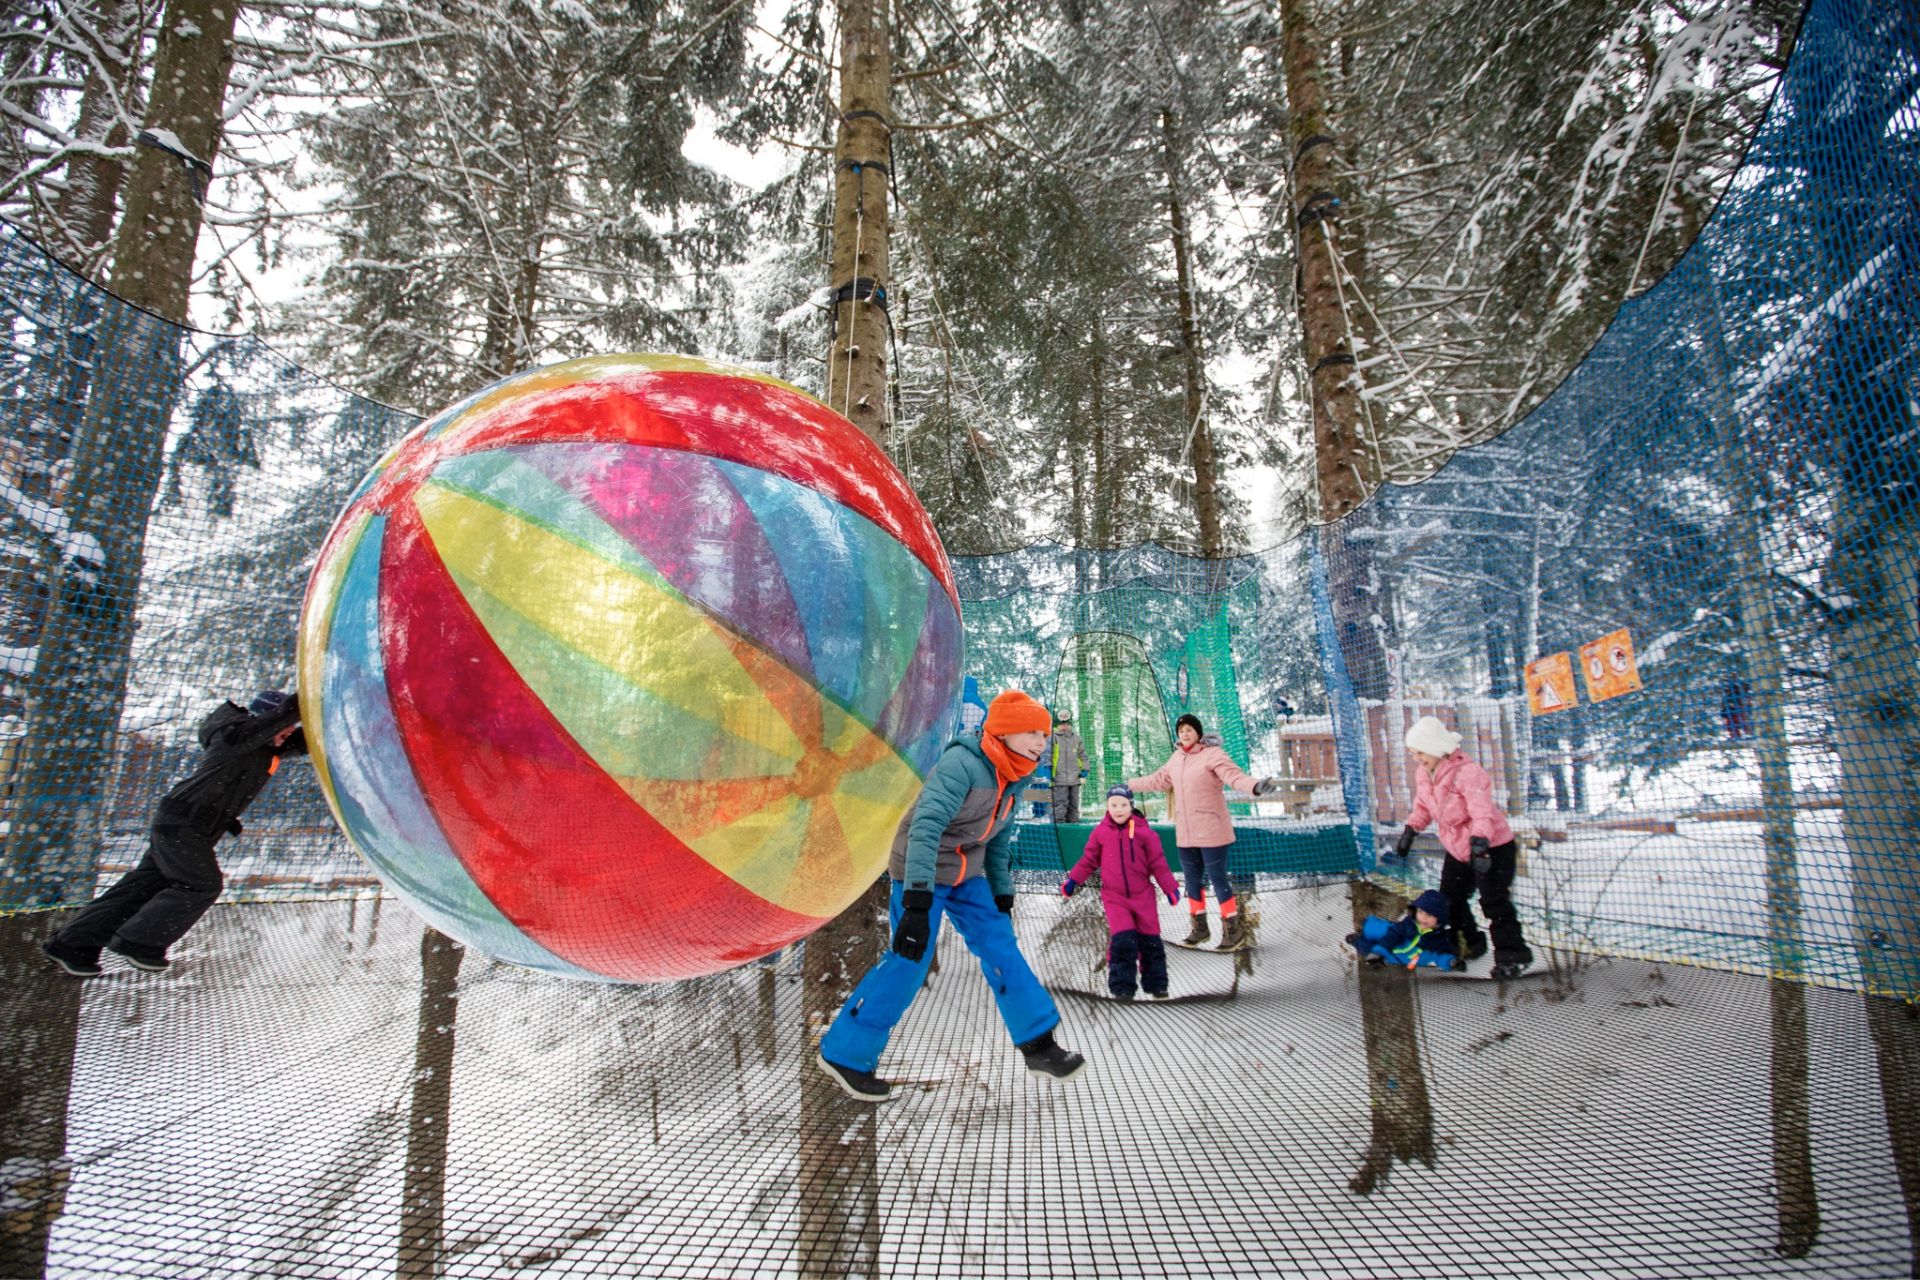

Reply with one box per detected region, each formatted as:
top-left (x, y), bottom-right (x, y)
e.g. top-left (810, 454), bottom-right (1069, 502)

top-left (1311, 0), bottom-right (1919, 1000)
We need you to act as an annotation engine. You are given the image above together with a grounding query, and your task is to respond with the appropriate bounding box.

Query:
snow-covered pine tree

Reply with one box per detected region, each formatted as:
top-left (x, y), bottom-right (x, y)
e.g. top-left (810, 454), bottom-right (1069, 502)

top-left (276, 0), bottom-right (753, 411)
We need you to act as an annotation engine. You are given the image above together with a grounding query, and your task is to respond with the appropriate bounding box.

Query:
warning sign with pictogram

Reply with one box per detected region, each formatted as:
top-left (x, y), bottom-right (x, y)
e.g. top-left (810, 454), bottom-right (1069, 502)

top-left (1580, 628), bottom-right (1643, 704)
top-left (1525, 652), bottom-right (1578, 716)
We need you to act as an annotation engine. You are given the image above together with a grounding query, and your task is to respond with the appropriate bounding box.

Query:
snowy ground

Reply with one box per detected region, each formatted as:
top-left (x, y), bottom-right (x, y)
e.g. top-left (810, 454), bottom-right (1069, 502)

top-left (26, 885), bottom-right (1913, 1279)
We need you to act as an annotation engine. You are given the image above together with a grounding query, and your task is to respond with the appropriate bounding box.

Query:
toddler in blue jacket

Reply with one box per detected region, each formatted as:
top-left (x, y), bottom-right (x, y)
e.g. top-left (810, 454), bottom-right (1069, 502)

top-left (1346, 889), bottom-right (1461, 970)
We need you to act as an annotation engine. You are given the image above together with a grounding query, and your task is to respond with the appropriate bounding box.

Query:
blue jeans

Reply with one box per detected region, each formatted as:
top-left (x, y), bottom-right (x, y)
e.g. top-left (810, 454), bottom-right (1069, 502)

top-left (819, 877), bottom-right (1060, 1073)
top-left (1179, 845), bottom-right (1235, 906)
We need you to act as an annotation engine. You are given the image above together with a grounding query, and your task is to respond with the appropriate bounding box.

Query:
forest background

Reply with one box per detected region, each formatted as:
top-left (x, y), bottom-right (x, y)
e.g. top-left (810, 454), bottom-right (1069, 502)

top-left (2, 0), bottom-right (1802, 559)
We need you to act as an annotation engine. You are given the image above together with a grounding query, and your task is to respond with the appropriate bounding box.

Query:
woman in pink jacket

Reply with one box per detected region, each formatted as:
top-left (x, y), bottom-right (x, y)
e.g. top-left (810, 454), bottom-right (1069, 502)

top-left (1392, 716), bottom-right (1534, 978)
top-left (1127, 714), bottom-right (1275, 951)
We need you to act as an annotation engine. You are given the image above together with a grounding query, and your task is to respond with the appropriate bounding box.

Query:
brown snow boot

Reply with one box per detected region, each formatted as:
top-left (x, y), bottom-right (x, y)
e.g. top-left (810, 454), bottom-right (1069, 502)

top-left (1217, 912), bottom-right (1248, 952)
top-left (1181, 912), bottom-right (1210, 946)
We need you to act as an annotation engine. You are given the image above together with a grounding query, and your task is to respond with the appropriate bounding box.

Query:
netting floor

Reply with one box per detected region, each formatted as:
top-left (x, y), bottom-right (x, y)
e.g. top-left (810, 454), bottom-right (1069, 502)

top-left (6, 883), bottom-right (1912, 1279)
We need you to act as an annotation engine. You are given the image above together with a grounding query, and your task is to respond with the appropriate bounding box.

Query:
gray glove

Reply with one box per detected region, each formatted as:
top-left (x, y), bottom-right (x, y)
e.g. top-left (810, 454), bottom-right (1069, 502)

top-left (1469, 836), bottom-right (1492, 878)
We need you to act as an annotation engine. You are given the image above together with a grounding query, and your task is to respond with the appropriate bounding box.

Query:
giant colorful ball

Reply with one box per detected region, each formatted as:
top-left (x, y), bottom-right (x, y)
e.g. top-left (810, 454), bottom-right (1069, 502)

top-left (296, 354), bottom-right (963, 981)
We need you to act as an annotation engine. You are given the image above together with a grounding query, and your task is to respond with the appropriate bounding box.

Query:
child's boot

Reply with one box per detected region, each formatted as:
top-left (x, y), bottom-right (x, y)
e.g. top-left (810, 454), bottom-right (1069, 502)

top-left (1138, 933), bottom-right (1170, 998)
top-left (106, 938), bottom-right (171, 972)
top-left (1181, 900), bottom-right (1210, 946)
top-left (1217, 900), bottom-right (1247, 951)
top-left (42, 937), bottom-right (102, 977)
top-left (1017, 1030), bottom-right (1086, 1081)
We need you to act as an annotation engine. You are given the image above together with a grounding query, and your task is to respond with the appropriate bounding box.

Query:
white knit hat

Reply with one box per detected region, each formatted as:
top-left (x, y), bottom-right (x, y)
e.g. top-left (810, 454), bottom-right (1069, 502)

top-left (1404, 715), bottom-right (1462, 757)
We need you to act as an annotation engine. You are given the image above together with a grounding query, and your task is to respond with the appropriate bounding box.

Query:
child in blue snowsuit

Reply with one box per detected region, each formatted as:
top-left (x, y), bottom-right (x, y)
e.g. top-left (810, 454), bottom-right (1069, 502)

top-left (1346, 889), bottom-right (1461, 970)
top-left (817, 690), bottom-right (1086, 1103)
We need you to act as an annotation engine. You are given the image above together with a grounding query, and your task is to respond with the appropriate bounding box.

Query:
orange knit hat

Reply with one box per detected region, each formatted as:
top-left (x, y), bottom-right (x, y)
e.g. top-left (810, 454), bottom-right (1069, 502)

top-left (982, 690), bottom-right (1051, 738)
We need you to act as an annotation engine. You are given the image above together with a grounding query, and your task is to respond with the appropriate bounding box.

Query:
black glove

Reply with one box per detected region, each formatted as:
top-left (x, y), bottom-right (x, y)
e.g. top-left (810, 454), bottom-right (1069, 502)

top-left (995, 894), bottom-right (1016, 915)
top-left (1393, 825), bottom-right (1416, 858)
top-left (225, 817), bottom-right (244, 837)
top-left (1469, 836), bottom-right (1492, 877)
top-left (892, 890), bottom-right (934, 962)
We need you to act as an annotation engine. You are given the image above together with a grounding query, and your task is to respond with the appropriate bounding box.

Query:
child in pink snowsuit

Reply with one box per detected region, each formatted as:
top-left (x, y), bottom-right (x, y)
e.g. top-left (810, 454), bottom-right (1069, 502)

top-left (1062, 785), bottom-right (1180, 1000)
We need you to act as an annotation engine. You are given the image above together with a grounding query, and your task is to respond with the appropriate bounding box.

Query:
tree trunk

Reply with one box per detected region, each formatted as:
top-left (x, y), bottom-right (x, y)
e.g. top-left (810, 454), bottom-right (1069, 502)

top-left (1830, 492), bottom-right (1920, 1276)
top-left (50, 0), bottom-right (141, 277)
top-left (1768, 977), bottom-right (1820, 1257)
top-left (1281, 0), bottom-right (1370, 522)
top-left (1346, 881), bottom-right (1435, 1195)
top-left (0, 0), bottom-right (239, 906)
top-left (1864, 994), bottom-right (1920, 1278)
top-left (797, 893), bottom-right (885, 1279)
top-left (825, 0), bottom-right (891, 442)
top-left (1160, 109), bottom-right (1222, 559)
top-left (798, 3), bottom-right (892, 1272)
top-left (106, 0), bottom-right (236, 322)
top-left (1706, 289), bottom-right (1819, 1253)
top-left (398, 927), bottom-right (464, 1279)
top-left (0, 911), bottom-right (84, 1278)
top-left (1090, 321), bottom-right (1110, 555)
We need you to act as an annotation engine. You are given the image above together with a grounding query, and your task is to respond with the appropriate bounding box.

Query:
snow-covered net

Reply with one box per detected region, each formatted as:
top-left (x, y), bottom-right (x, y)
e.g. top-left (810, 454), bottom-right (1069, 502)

top-left (1, 0), bottom-right (1915, 1018)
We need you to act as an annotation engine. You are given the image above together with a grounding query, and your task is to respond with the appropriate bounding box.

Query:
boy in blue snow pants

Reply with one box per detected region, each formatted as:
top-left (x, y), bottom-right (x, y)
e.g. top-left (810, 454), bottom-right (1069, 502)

top-left (816, 690), bottom-right (1086, 1103)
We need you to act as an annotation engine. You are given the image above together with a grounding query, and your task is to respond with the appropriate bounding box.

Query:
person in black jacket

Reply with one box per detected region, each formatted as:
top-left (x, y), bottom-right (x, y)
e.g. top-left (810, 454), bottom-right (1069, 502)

top-left (41, 690), bottom-right (304, 975)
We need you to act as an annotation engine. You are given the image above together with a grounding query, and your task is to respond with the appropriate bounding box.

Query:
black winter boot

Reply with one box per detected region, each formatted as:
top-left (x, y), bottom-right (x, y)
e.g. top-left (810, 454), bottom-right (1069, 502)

top-left (1017, 1031), bottom-right (1086, 1081)
top-left (106, 938), bottom-right (170, 972)
top-left (1181, 913), bottom-right (1210, 946)
top-left (816, 1051), bottom-right (894, 1103)
top-left (42, 937), bottom-right (102, 977)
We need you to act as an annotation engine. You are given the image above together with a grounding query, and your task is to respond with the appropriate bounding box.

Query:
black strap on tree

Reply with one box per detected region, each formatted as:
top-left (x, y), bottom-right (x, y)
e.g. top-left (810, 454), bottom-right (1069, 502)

top-left (1293, 134), bottom-right (1336, 167)
top-left (1311, 351), bottom-right (1356, 376)
top-left (826, 276), bottom-right (894, 344)
top-left (136, 129), bottom-right (213, 203)
top-left (1296, 190), bottom-right (1341, 228)
top-left (831, 277), bottom-right (889, 310)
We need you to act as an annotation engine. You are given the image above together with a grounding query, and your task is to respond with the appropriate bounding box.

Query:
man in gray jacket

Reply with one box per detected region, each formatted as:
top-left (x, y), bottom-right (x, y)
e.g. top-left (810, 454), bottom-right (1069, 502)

top-left (1048, 712), bottom-right (1090, 823)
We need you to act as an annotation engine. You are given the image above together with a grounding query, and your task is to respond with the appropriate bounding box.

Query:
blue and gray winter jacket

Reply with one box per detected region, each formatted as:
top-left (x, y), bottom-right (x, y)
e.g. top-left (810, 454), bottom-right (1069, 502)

top-left (888, 738), bottom-right (1020, 898)
top-left (1352, 912), bottom-right (1459, 968)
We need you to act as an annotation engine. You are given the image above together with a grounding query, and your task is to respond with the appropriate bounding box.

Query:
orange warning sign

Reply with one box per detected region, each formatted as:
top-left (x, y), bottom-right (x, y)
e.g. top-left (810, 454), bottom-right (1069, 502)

top-left (1580, 628), bottom-right (1643, 704)
top-left (1525, 652), bottom-right (1578, 716)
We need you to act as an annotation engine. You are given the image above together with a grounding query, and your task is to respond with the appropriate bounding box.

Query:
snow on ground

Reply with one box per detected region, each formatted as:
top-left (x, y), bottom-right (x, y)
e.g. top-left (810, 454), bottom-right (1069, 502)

top-left (32, 885), bottom-right (1912, 1279)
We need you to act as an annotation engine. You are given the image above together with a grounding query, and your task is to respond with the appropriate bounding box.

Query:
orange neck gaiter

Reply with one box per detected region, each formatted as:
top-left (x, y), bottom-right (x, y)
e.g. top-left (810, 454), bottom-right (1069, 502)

top-left (980, 733), bottom-right (1038, 784)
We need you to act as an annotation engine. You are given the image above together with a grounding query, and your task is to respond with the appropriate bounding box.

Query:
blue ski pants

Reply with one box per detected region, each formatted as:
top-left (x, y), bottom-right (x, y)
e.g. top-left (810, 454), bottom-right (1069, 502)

top-left (819, 876), bottom-right (1060, 1073)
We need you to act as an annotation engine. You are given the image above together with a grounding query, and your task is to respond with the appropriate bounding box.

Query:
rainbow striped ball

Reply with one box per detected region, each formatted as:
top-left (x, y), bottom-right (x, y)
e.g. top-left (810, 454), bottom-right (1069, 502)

top-left (296, 355), bottom-right (962, 981)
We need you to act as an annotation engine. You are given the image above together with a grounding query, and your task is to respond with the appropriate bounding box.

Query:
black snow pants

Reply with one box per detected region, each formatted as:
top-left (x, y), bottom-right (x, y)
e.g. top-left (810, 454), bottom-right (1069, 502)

top-left (1108, 929), bottom-right (1169, 998)
top-left (1439, 839), bottom-right (1531, 965)
top-left (52, 823), bottom-right (225, 954)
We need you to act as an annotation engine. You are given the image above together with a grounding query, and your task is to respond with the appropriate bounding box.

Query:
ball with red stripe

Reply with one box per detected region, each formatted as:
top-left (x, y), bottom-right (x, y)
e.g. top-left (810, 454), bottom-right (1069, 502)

top-left (296, 354), bottom-right (962, 981)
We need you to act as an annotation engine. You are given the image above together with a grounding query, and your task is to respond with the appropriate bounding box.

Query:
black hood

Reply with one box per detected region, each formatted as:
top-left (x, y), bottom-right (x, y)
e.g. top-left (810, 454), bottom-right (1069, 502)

top-left (197, 701), bottom-right (250, 748)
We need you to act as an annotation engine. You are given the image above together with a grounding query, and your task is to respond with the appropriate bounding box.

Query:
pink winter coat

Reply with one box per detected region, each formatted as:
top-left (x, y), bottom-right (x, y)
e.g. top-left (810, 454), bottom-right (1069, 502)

top-left (1068, 814), bottom-right (1178, 935)
top-left (1128, 739), bottom-right (1261, 848)
top-left (1407, 751), bottom-right (1514, 862)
